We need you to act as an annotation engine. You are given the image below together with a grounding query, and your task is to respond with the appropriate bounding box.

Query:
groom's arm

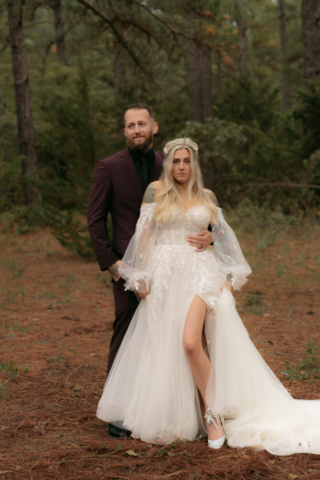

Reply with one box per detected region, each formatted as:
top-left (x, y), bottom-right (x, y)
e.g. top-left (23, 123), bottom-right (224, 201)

top-left (87, 160), bottom-right (121, 272)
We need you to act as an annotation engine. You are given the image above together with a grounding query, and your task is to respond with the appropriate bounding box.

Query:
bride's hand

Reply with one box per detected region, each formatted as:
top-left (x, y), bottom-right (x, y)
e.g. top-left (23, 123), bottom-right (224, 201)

top-left (135, 290), bottom-right (149, 299)
top-left (134, 279), bottom-right (149, 299)
top-left (220, 281), bottom-right (233, 293)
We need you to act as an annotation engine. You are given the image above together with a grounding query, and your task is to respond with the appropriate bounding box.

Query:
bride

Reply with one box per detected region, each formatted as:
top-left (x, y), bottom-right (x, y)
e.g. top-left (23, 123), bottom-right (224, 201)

top-left (97, 138), bottom-right (320, 455)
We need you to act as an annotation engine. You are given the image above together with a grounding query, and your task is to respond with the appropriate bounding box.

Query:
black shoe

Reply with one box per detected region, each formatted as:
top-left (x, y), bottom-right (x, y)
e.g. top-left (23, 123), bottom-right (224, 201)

top-left (108, 423), bottom-right (131, 438)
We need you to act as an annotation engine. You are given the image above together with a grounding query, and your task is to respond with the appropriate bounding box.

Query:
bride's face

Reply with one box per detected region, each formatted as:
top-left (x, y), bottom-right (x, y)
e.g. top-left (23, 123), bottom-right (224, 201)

top-left (171, 149), bottom-right (192, 186)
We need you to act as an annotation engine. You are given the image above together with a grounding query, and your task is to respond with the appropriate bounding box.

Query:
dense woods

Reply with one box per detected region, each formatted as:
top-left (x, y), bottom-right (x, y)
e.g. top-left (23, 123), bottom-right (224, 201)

top-left (0, 0), bottom-right (320, 251)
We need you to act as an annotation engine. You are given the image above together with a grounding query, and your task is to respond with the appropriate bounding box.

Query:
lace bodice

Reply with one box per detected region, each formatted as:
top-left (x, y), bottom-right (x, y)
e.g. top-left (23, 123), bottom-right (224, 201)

top-left (156, 205), bottom-right (211, 245)
top-left (119, 202), bottom-right (252, 293)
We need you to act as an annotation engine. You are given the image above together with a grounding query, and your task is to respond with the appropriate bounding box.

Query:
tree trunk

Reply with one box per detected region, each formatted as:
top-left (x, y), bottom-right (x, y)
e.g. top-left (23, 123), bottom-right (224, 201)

top-left (7, 0), bottom-right (40, 206)
top-left (189, 39), bottom-right (203, 122)
top-left (188, 9), bottom-right (213, 123)
top-left (201, 44), bottom-right (213, 121)
top-left (0, 68), bottom-right (6, 116)
top-left (113, 44), bottom-right (127, 138)
top-left (301, 0), bottom-right (320, 80)
top-left (50, 0), bottom-right (67, 64)
top-left (278, 0), bottom-right (291, 109)
top-left (216, 50), bottom-right (223, 95)
top-left (236, 0), bottom-right (249, 74)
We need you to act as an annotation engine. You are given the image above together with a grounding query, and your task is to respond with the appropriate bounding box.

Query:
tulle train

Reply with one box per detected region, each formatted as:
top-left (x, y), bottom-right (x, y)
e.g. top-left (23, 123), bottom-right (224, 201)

top-left (208, 289), bottom-right (320, 455)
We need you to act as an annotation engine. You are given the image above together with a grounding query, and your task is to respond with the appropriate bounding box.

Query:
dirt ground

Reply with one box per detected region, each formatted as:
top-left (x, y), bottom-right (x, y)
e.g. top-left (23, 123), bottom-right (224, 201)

top-left (1, 221), bottom-right (320, 480)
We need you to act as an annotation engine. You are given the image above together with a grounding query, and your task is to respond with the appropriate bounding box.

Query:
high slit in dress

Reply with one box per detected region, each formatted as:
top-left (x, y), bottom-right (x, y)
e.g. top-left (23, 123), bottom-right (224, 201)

top-left (97, 203), bottom-right (320, 455)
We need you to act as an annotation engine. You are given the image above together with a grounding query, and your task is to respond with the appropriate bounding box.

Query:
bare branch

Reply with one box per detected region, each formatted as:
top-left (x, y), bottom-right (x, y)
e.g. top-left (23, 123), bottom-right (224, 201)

top-left (23, 21), bottom-right (53, 30)
top-left (115, 15), bottom-right (167, 52)
top-left (30, 1), bottom-right (48, 22)
top-left (119, 0), bottom-right (189, 40)
top-left (44, 21), bottom-right (78, 56)
top-left (76, 0), bottom-right (145, 72)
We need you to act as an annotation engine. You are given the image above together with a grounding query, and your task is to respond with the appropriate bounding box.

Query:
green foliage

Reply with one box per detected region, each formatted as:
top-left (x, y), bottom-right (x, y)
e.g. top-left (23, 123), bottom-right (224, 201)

top-left (216, 75), bottom-right (279, 131)
top-left (41, 205), bottom-right (94, 259)
top-left (177, 104), bottom-right (320, 212)
top-left (294, 81), bottom-right (320, 160)
top-left (283, 341), bottom-right (320, 382)
top-left (0, 205), bottom-right (43, 235)
top-left (304, 149), bottom-right (320, 195)
top-left (42, 206), bottom-right (114, 259)
top-left (0, 155), bottom-right (24, 213)
top-left (0, 204), bottom-right (95, 258)
top-left (227, 199), bottom-right (302, 232)
top-left (178, 118), bottom-right (247, 204)
top-left (225, 199), bottom-right (303, 251)
top-left (1, 0), bottom-right (320, 258)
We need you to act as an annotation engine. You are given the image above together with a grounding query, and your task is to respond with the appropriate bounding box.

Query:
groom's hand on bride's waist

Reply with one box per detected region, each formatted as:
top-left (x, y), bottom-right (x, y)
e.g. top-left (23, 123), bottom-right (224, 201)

top-left (187, 230), bottom-right (212, 252)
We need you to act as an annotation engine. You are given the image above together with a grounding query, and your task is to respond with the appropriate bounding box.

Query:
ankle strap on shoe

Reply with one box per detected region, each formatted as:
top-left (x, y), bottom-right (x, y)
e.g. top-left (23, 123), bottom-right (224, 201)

top-left (204, 409), bottom-right (224, 429)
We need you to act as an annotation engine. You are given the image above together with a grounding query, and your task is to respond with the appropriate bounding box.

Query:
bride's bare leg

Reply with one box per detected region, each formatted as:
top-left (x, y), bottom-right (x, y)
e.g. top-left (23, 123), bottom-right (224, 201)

top-left (183, 295), bottom-right (224, 441)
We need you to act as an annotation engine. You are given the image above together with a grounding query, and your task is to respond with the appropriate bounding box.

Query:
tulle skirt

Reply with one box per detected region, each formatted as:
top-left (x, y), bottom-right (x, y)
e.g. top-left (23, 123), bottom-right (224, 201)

top-left (97, 245), bottom-right (320, 455)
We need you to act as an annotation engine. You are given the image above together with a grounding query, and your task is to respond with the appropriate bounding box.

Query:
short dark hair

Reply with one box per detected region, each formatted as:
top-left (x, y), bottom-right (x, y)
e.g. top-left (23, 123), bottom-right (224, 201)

top-left (123, 103), bottom-right (155, 125)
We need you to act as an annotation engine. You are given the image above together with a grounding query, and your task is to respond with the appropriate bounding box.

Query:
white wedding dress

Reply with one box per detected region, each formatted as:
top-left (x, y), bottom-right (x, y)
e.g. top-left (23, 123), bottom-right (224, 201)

top-left (97, 203), bottom-right (320, 455)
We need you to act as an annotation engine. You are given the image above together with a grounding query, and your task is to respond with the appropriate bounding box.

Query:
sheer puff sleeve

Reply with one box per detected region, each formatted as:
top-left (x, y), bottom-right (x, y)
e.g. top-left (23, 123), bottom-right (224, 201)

top-left (212, 207), bottom-right (252, 291)
top-left (119, 203), bottom-right (158, 294)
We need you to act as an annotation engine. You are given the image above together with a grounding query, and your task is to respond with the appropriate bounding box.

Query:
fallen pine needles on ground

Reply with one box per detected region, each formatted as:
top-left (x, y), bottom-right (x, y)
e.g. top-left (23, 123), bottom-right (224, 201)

top-left (1, 225), bottom-right (320, 479)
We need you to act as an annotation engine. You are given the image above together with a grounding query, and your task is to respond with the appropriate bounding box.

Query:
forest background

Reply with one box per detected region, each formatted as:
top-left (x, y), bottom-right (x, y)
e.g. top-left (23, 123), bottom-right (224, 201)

top-left (0, 0), bottom-right (320, 256)
top-left (1, 3), bottom-right (320, 478)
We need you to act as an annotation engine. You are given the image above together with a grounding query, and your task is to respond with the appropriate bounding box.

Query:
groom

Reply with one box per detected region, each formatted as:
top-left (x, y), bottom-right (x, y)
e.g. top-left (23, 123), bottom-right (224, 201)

top-left (87, 103), bottom-right (212, 437)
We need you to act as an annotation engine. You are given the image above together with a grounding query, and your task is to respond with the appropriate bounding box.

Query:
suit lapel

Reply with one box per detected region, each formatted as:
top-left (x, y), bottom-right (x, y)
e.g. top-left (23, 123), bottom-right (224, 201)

top-left (119, 147), bottom-right (145, 196)
top-left (119, 148), bottom-right (164, 195)
top-left (152, 152), bottom-right (164, 182)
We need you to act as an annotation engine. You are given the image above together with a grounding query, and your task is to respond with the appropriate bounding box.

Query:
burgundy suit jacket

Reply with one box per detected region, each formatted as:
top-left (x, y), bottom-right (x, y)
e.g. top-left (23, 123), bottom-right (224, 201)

top-left (87, 147), bottom-right (164, 271)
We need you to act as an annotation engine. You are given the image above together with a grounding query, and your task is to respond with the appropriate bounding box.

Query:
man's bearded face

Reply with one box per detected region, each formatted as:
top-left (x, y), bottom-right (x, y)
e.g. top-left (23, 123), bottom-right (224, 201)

top-left (124, 109), bottom-right (158, 152)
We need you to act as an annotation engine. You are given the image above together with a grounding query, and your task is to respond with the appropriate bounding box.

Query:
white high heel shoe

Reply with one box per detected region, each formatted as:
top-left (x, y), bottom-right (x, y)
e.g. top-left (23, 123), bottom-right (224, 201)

top-left (204, 409), bottom-right (226, 450)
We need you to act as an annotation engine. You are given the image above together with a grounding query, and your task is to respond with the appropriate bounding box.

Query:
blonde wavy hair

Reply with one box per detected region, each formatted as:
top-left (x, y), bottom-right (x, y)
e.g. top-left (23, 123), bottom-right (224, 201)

top-left (154, 138), bottom-right (217, 224)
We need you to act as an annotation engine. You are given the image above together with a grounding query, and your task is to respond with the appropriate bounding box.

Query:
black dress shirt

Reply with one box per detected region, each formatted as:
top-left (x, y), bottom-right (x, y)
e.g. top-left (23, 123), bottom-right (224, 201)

top-left (129, 148), bottom-right (155, 188)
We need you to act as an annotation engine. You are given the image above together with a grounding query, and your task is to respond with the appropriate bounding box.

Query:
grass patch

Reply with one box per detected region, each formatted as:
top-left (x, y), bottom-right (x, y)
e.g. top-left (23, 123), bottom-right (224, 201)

top-left (245, 291), bottom-right (262, 307)
top-left (0, 361), bottom-right (29, 377)
top-left (0, 380), bottom-right (10, 400)
top-left (0, 361), bottom-right (18, 374)
top-left (283, 341), bottom-right (320, 382)
top-left (0, 361), bottom-right (29, 400)
top-left (10, 324), bottom-right (32, 333)
top-left (245, 291), bottom-right (265, 315)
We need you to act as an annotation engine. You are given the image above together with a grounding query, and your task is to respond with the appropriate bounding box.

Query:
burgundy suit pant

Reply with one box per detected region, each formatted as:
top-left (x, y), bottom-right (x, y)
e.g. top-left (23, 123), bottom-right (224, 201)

top-left (107, 278), bottom-right (139, 375)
